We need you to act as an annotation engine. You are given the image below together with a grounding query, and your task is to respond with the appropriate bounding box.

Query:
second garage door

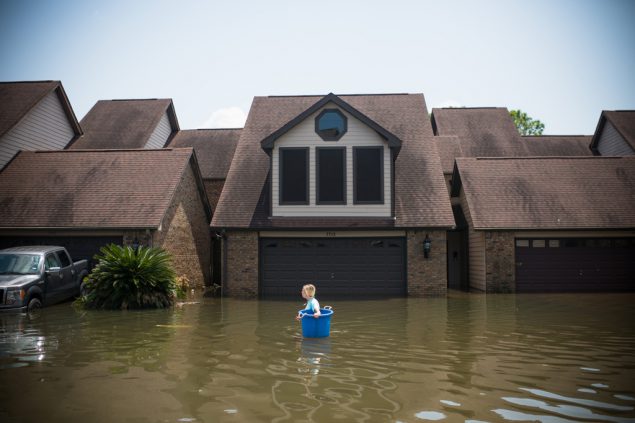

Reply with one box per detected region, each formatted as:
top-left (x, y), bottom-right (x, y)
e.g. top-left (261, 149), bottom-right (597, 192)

top-left (260, 237), bottom-right (406, 298)
top-left (515, 238), bottom-right (635, 292)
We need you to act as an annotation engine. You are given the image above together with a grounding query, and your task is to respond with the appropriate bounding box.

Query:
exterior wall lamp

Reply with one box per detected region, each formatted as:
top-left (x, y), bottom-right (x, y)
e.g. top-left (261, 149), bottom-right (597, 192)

top-left (423, 234), bottom-right (431, 258)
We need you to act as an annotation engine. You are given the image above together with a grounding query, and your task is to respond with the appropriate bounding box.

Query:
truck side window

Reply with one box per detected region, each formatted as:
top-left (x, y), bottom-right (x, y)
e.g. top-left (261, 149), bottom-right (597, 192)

top-left (57, 251), bottom-right (71, 268)
top-left (45, 254), bottom-right (61, 270)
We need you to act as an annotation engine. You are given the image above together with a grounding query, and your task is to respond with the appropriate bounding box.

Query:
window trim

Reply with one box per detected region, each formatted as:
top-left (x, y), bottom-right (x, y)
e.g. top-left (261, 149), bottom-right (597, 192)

top-left (315, 108), bottom-right (348, 141)
top-left (353, 146), bottom-right (384, 205)
top-left (316, 147), bottom-right (347, 205)
top-left (278, 147), bottom-right (310, 205)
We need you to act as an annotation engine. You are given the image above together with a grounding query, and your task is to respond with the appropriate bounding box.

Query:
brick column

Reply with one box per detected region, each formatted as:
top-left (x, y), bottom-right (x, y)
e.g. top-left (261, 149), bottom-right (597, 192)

top-left (407, 230), bottom-right (447, 296)
top-left (223, 231), bottom-right (259, 298)
top-left (485, 231), bottom-right (515, 293)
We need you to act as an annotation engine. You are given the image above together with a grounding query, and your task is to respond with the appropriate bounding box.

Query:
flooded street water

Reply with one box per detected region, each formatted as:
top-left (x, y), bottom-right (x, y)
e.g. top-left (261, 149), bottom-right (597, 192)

top-left (1, 293), bottom-right (634, 422)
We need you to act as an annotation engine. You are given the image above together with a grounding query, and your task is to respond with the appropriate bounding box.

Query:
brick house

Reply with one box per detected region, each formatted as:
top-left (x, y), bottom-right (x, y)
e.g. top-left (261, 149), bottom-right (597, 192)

top-left (211, 93), bottom-right (454, 298)
top-left (0, 148), bottom-right (212, 287)
top-left (450, 156), bottom-right (635, 293)
top-left (0, 81), bottom-right (82, 169)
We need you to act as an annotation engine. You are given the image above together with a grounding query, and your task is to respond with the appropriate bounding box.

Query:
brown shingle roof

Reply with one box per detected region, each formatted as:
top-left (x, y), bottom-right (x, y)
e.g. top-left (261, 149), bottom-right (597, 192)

top-left (431, 107), bottom-right (528, 157)
top-left (212, 93), bottom-right (454, 229)
top-left (0, 80), bottom-right (81, 139)
top-left (453, 157), bottom-right (635, 230)
top-left (0, 148), bottom-right (201, 229)
top-left (68, 99), bottom-right (178, 149)
top-left (168, 129), bottom-right (240, 179)
top-left (434, 136), bottom-right (464, 174)
top-left (590, 110), bottom-right (635, 153)
top-left (522, 135), bottom-right (593, 156)
top-left (432, 108), bottom-right (593, 173)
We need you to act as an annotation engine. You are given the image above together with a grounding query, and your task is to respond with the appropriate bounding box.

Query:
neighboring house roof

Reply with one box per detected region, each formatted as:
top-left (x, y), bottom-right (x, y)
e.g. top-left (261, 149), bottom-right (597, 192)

top-left (0, 80), bottom-right (82, 140)
top-left (0, 148), bottom-right (210, 229)
top-left (68, 99), bottom-right (179, 149)
top-left (431, 107), bottom-right (527, 158)
top-left (522, 135), bottom-right (593, 156)
top-left (432, 108), bottom-right (593, 173)
top-left (168, 129), bottom-right (241, 179)
top-left (212, 93), bottom-right (454, 229)
top-left (452, 157), bottom-right (635, 230)
top-left (590, 110), bottom-right (635, 153)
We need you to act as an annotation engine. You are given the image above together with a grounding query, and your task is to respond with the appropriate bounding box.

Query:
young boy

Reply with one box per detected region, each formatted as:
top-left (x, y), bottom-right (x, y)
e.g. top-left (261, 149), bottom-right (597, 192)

top-left (296, 283), bottom-right (321, 320)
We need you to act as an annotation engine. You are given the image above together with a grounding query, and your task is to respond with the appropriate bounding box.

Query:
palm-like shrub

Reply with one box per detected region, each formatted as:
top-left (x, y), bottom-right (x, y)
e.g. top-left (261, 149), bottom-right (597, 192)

top-left (79, 244), bottom-right (177, 309)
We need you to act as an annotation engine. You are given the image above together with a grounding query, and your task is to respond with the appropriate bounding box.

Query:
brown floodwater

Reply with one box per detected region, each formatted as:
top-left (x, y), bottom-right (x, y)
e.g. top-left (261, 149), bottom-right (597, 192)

top-left (1, 292), bottom-right (634, 422)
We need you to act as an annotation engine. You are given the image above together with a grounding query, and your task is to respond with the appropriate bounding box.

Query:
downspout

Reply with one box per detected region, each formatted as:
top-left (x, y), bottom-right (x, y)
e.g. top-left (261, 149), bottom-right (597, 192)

top-left (221, 230), bottom-right (227, 297)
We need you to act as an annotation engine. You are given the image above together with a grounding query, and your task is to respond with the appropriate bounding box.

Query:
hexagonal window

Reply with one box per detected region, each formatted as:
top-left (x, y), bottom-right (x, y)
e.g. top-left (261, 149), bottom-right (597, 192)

top-left (315, 109), bottom-right (347, 141)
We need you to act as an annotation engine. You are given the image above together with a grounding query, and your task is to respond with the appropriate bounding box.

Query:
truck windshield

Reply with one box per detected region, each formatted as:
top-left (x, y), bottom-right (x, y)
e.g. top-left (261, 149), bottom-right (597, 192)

top-left (0, 254), bottom-right (41, 275)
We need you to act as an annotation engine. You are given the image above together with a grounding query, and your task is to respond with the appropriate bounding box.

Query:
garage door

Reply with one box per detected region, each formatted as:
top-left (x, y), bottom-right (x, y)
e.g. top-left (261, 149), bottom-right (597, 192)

top-left (0, 236), bottom-right (123, 268)
top-left (515, 238), bottom-right (635, 292)
top-left (260, 238), bottom-right (406, 298)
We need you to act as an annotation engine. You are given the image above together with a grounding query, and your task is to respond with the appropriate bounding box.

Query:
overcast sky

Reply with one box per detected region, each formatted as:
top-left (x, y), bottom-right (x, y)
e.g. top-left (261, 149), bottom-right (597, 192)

top-left (1, 0), bottom-right (634, 134)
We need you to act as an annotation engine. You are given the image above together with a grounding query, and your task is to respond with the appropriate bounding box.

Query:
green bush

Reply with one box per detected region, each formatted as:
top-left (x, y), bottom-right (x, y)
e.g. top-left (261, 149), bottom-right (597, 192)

top-left (78, 244), bottom-right (177, 310)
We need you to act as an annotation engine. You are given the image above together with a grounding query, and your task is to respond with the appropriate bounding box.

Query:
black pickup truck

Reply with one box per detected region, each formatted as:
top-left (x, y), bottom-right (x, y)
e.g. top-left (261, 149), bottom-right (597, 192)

top-left (0, 246), bottom-right (89, 312)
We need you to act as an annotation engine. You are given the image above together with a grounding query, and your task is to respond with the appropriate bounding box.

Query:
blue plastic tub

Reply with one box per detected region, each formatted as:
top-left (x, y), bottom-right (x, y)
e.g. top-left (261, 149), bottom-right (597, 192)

top-left (298, 308), bottom-right (333, 338)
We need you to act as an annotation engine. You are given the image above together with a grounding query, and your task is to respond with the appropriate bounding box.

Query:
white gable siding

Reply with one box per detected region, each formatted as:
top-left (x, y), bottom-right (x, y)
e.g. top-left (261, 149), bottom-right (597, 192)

top-left (597, 121), bottom-right (635, 156)
top-left (272, 105), bottom-right (391, 217)
top-left (145, 112), bottom-right (172, 149)
top-left (0, 90), bottom-right (75, 168)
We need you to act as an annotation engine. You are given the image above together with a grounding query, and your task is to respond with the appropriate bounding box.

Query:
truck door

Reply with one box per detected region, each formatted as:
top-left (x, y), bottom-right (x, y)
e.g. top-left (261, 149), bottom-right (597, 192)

top-left (56, 250), bottom-right (76, 298)
top-left (44, 253), bottom-right (63, 305)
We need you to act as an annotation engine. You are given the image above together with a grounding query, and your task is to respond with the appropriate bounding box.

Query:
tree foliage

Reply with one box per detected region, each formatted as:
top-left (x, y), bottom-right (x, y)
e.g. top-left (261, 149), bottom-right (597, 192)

top-left (77, 244), bottom-right (177, 310)
top-left (510, 109), bottom-right (545, 136)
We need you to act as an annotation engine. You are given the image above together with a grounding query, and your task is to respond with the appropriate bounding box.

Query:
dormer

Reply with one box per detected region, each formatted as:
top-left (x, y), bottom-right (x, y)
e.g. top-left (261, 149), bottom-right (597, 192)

top-left (68, 99), bottom-right (179, 150)
top-left (261, 93), bottom-right (401, 217)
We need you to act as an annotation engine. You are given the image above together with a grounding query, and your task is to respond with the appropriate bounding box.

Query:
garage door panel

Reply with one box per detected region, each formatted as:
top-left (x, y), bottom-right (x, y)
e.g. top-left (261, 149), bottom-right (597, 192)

top-left (516, 239), bottom-right (635, 293)
top-left (261, 237), bottom-right (406, 298)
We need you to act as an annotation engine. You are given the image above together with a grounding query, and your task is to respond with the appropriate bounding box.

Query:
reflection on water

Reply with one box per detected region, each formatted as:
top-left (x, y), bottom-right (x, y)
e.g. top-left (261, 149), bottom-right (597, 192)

top-left (0, 293), bottom-right (634, 422)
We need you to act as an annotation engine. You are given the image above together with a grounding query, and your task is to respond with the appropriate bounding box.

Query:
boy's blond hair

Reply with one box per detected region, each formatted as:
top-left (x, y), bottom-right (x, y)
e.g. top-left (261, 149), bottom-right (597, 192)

top-left (302, 284), bottom-right (316, 297)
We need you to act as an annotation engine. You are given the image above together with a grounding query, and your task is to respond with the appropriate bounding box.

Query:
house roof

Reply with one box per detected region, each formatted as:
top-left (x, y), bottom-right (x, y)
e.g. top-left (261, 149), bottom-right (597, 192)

top-left (434, 136), bottom-right (464, 174)
top-left (68, 99), bottom-right (179, 149)
top-left (212, 93), bottom-right (454, 229)
top-left (0, 148), bottom-right (210, 229)
top-left (0, 80), bottom-right (82, 140)
top-left (590, 110), bottom-right (635, 153)
top-left (522, 135), bottom-right (593, 156)
top-left (431, 107), bottom-right (527, 157)
top-left (452, 157), bottom-right (635, 230)
top-left (431, 108), bottom-right (594, 173)
top-left (168, 129), bottom-right (241, 179)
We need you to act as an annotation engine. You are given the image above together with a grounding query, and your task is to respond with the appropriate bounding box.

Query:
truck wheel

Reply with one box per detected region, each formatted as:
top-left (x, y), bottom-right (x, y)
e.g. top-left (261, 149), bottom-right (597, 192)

top-left (27, 297), bottom-right (42, 312)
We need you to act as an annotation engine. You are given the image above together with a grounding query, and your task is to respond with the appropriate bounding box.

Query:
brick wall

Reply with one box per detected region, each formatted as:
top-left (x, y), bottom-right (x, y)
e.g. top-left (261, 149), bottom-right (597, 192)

top-left (203, 179), bottom-right (225, 213)
top-left (407, 229), bottom-right (447, 296)
top-left (153, 164), bottom-right (211, 288)
top-left (223, 230), bottom-right (259, 298)
top-left (484, 231), bottom-right (515, 293)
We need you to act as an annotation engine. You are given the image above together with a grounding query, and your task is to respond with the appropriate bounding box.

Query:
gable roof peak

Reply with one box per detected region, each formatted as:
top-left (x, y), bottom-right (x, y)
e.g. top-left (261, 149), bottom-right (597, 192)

top-left (260, 93), bottom-right (402, 150)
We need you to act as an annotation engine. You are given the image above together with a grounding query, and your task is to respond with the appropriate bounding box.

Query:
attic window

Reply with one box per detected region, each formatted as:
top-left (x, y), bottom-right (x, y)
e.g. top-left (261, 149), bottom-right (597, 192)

top-left (315, 109), bottom-right (347, 141)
